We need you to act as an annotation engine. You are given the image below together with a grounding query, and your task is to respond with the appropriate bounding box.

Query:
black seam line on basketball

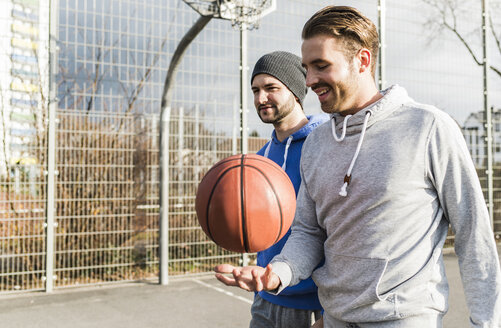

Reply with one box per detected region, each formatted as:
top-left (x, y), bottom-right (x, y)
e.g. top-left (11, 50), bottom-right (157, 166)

top-left (250, 157), bottom-right (289, 179)
top-left (202, 157), bottom-right (241, 181)
top-left (205, 164), bottom-right (241, 242)
top-left (247, 165), bottom-right (284, 245)
top-left (240, 155), bottom-right (250, 253)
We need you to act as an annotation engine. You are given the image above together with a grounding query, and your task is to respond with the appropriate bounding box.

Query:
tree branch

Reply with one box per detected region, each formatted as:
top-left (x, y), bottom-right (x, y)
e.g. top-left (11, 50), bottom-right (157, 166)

top-left (490, 65), bottom-right (501, 79)
top-left (442, 21), bottom-right (483, 65)
top-left (424, 0), bottom-right (501, 80)
top-left (489, 15), bottom-right (501, 55)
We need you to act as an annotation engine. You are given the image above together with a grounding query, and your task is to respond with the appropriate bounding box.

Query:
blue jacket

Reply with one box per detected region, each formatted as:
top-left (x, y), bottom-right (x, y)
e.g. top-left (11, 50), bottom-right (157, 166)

top-left (256, 114), bottom-right (328, 310)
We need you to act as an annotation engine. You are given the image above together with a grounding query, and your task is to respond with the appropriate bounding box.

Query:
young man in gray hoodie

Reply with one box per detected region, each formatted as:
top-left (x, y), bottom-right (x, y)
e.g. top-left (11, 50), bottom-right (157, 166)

top-left (218, 6), bottom-right (501, 328)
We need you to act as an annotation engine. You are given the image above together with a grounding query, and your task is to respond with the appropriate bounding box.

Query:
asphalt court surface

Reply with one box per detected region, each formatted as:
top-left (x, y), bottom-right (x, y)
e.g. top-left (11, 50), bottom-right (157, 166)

top-left (0, 246), bottom-right (499, 328)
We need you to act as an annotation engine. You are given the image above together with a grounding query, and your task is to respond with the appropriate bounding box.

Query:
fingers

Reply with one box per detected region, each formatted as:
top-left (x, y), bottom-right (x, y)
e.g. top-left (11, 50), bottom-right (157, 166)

top-left (233, 268), bottom-right (252, 291)
top-left (214, 264), bottom-right (238, 286)
top-left (252, 269), bottom-right (263, 291)
top-left (213, 264), bottom-right (272, 292)
top-left (263, 263), bottom-right (280, 291)
top-left (214, 264), bottom-right (235, 274)
top-left (214, 264), bottom-right (253, 290)
top-left (252, 264), bottom-right (275, 291)
top-left (262, 264), bottom-right (273, 290)
top-left (264, 263), bottom-right (273, 281)
top-left (214, 272), bottom-right (239, 287)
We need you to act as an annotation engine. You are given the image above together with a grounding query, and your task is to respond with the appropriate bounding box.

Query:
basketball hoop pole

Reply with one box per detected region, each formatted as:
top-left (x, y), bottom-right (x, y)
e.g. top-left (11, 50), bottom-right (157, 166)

top-left (159, 15), bottom-right (212, 285)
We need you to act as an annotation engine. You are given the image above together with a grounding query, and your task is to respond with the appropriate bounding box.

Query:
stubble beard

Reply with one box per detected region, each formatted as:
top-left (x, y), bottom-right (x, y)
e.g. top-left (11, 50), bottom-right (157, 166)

top-left (258, 94), bottom-right (296, 124)
top-left (320, 66), bottom-right (359, 114)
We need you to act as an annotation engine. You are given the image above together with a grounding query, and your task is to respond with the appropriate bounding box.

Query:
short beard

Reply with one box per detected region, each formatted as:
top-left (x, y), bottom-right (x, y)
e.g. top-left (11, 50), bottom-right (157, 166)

top-left (321, 64), bottom-right (359, 114)
top-left (259, 94), bottom-right (296, 124)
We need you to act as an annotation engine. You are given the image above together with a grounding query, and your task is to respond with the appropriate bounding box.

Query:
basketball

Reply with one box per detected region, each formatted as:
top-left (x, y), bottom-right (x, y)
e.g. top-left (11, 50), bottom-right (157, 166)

top-left (195, 154), bottom-right (296, 253)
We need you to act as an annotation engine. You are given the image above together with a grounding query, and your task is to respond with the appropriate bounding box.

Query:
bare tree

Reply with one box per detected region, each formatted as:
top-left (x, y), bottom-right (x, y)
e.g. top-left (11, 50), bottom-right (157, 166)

top-left (423, 0), bottom-right (501, 78)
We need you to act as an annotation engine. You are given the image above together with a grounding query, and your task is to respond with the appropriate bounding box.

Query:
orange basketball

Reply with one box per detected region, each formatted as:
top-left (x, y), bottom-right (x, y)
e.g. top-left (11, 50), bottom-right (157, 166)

top-left (195, 154), bottom-right (296, 253)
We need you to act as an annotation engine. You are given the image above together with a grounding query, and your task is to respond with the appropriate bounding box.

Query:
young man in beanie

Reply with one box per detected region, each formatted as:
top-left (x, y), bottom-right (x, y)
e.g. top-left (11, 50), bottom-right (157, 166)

top-left (216, 6), bottom-right (501, 328)
top-left (215, 51), bottom-right (328, 328)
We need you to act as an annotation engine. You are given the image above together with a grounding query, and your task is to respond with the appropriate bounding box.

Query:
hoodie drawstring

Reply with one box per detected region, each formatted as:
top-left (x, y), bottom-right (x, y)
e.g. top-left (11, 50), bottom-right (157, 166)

top-left (331, 114), bottom-right (353, 141)
top-left (332, 112), bottom-right (372, 197)
top-left (264, 135), bottom-right (293, 171)
top-left (282, 136), bottom-right (293, 171)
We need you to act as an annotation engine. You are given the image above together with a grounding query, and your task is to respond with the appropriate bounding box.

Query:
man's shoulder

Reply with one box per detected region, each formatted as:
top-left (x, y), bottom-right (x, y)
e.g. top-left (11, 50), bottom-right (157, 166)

top-left (306, 113), bottom-right (330, 127)
top-left (256, 143), bottom-right (268, 156)
top-left (302, 120), bottom-right (331, 149)
top-left (400, 101), bottom-right (460, 130)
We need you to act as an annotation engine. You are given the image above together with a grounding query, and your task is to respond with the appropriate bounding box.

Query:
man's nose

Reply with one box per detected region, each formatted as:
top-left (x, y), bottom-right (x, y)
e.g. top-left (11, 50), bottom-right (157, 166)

top-left (305, 71), bottom-right (318, 88)
top-left (256, 91), bottom-right (268, 104)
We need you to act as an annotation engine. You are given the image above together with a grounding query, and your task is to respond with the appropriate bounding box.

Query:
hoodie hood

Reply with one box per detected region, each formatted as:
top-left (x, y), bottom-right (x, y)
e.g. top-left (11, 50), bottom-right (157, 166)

top-left (331, 85), bottom-right (412, 136)
top-left (270, 113), bottom-right (329, 144)
top-left (264, 114), bottom-right (329, 172)
top-left (258, 113), bottom-right (329, 191)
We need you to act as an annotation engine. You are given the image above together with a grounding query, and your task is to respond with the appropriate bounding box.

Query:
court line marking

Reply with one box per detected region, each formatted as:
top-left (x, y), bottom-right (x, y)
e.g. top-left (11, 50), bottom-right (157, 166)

top-left (192, 279), bottom-right (253, 305)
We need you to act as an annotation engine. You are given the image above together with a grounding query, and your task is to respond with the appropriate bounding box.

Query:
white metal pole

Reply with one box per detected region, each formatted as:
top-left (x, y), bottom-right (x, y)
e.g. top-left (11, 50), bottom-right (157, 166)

top-left (377, 0), bottom-right (385, 90)
top-left (232, 95), bottom-right (238, 155)
top-left (240, 24), bottom-right (249, 265)
top-left (45, 0), bottom-right (59, 293)
top-left (195, 104), bottom-right (200, 180)
top-left (240, 25), bottom-right (248, 156)
top-left (159, 105), bottom-right (171, 285)
top-left (482, 0), bottom-right (493, 228)
top-left (178, 107), bottom-right (184, 199)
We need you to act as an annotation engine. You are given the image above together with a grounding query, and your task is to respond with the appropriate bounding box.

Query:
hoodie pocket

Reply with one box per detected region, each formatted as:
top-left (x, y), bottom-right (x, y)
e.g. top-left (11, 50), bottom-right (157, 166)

top-left (313, 253), bottom-right (389, 312)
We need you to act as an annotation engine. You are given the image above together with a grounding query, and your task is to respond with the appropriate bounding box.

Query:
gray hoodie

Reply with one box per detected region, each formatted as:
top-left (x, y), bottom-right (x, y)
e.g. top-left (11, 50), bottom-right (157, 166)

top-left (271, 85), bottom-right (501, 327)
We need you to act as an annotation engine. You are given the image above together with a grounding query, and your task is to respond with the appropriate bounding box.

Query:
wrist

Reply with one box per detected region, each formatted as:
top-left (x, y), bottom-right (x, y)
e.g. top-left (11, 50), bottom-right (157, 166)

top-left (269, 261), bottom-right (292, 294)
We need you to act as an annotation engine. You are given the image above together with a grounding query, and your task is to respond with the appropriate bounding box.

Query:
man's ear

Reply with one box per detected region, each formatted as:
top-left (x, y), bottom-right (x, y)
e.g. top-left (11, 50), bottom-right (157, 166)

top-left (357, 48), bottom-right (371, 74)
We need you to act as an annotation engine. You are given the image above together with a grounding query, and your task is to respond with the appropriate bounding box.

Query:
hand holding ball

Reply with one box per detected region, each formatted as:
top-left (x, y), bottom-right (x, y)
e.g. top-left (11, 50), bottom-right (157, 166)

top-left (195, 154), bottom-right (296, 253)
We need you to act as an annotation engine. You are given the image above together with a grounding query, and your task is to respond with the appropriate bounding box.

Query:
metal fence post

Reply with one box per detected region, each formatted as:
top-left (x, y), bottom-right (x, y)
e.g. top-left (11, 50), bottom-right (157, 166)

top-left (233, 96), bottom-right (238, 155)
top-left (240, 24), bottom-right (250, 266)
top-left (178, 107), bottom-right (184, 199)
top-left (482, 0), bottom-right (494, 229)
top-left (160, 106), bottom-right (171, 285)
top-left (45, 0), bottom-right (59, 293)
top-left (195, 104), bottom-right (200, 180)
top-left (378, 0), bottom-right (386, 90)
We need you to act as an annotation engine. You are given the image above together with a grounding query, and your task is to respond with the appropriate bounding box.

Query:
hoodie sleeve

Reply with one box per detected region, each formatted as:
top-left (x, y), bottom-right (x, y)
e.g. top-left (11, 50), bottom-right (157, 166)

top-left (271, 156), bottom-right (326, 288)
top-left (427, 112), bottom-right (501, 327)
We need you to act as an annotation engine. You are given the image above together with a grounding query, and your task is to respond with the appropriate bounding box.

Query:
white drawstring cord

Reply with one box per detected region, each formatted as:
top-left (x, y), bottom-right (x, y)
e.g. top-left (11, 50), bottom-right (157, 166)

top-left (333, 111), bottom-right (372, 197)
top-left (264, 140), bottom-right (271, 158)
top-left (263, 135), bottom-right (293, 171)
top-left (331, 114), bottom-right (353, 141)
top-left (282, 136), bottom-right (293, 171)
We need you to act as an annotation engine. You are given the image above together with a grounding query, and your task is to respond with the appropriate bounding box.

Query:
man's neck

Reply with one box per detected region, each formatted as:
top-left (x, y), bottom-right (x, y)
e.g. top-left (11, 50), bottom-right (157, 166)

top-left (274, 109), bottom-right (309, 142)
top-left (340, 82), bottom-right (383, 116)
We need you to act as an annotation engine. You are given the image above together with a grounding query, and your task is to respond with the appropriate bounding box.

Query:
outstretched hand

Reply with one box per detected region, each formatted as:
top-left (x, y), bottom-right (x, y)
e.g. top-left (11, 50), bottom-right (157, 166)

top-left (214, 263), bottom-right (281, 292)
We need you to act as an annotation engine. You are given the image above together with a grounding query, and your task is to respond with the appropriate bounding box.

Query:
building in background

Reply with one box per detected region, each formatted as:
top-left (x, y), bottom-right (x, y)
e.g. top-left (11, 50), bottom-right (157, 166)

top-left (463, 109), bottom-right (501, 166)
top-left (0, 0), bottom-right (49, 193)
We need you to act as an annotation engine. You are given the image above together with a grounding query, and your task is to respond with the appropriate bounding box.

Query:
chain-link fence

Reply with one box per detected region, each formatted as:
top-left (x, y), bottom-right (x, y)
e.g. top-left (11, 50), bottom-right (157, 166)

top-left (1, 0), bottom-right (500, 293)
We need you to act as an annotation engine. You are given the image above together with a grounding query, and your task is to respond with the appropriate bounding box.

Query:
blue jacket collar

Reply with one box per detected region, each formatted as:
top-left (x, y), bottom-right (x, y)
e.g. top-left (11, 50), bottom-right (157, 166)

top-left (270, 114), bottom-right (329, 144)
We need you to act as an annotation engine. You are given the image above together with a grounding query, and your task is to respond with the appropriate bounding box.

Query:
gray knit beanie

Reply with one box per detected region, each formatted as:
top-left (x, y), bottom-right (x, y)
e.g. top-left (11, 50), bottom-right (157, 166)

top-left (251, 51), bottom-right (307, 107)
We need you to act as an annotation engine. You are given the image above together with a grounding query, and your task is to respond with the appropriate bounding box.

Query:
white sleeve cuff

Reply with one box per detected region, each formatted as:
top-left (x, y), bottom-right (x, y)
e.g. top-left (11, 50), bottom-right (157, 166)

top-left (269, 261), bottom-right (292, 295)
